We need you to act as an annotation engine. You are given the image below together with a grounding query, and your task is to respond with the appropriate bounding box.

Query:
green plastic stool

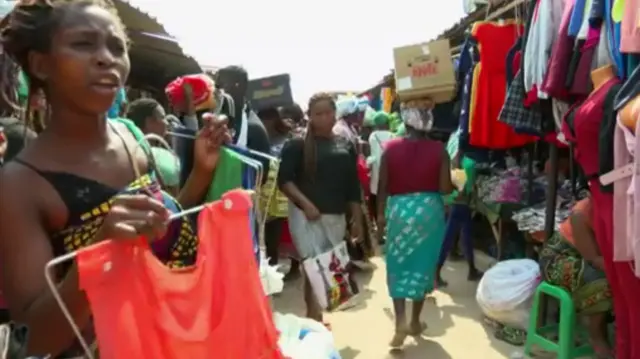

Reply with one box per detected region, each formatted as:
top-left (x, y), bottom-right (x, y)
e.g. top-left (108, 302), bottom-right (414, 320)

top-left (524, 281), bottom-right (594, 359)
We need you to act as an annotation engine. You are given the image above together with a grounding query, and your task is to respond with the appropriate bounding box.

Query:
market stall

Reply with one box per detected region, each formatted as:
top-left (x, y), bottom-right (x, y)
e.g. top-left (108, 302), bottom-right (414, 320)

top-left (114, 0), bottom-right (201, 98)
top-left (371, 0), bottom-right (640, 356)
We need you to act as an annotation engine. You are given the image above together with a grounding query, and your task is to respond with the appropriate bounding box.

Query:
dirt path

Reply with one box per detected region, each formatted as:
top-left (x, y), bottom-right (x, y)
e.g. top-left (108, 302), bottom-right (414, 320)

top-left (272, 257), bottom-right (519, 359)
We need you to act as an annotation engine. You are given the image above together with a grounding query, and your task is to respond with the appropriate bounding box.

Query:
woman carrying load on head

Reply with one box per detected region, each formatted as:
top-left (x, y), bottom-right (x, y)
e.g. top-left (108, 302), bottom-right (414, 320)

top-left (377, 104), bottom-right (454, 348)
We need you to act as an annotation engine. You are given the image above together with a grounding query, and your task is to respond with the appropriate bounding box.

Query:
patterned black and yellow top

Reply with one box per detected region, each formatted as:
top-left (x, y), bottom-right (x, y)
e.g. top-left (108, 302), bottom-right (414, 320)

top-left (54, 172), bottom-right (198, 269)
top-left (10, 161), bottom-right (199, 359)
top-left (12, 120), bottom-right (199, 358)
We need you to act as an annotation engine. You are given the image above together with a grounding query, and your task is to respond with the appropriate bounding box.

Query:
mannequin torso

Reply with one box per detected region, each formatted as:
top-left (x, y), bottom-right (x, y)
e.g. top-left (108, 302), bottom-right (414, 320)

top-left (621, 95), bottom-right (640, 131)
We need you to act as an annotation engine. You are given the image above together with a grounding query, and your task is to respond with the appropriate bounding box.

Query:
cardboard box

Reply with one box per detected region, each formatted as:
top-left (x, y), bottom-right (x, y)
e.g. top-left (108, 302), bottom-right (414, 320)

top-left (393, 40), bottom-right (456, 103)
top-left (247, 74), bottom-right (293, 111)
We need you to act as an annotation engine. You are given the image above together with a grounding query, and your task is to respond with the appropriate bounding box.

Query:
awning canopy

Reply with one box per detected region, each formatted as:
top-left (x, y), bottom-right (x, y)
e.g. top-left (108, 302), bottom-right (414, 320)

top-left (114, 0), bottom-right (201, 93)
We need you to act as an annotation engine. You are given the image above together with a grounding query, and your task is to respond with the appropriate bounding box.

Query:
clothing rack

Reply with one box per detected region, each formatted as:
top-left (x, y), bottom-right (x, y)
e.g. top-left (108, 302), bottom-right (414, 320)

top-left (527, 143), bottom-right (535, 205)
top-left (450, 0), bottom-right (529, 57)
top-left (544, 144), bottom-right (559, 239)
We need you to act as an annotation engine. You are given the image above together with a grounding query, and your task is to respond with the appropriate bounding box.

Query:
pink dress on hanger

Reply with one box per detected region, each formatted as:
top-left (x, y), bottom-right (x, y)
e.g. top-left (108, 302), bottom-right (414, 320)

top-left (613, 116), bottom-right (635, 264)
top-left (621, 0), bottom-right (640, 53)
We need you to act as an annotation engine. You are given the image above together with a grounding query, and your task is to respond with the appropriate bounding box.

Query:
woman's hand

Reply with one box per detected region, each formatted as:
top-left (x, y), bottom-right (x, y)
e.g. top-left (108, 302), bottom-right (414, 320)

top-left (95, 194), bottom-right (170, 241)
top-left (193, 113), bottom-right (232, 173)
top-left (350, 221), bottom-right (364, 244)
top-left (302, 203), bottom-right (321, 221)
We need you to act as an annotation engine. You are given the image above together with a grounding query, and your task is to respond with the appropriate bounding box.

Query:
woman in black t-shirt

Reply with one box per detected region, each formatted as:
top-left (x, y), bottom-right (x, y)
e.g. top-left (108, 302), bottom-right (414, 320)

top-left (278, 93), bottom-right (363, 322)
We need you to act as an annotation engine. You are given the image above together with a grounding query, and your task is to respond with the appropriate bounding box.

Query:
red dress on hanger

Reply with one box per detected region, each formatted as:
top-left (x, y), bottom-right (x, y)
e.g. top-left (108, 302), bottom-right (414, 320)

top-left (562, 77), bottom-right (640, 359)
top-left (469, 21), bottom-right (536, 149)
top-left (78, 190), bottom-right (284, 359)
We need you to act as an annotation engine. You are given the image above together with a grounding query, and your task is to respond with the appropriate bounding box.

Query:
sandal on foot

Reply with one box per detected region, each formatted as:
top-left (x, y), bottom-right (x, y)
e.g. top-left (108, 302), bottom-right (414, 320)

top-left (389, 331), bottom-right (407, 348)
top-left (408, 322), bottom-right (427, 336)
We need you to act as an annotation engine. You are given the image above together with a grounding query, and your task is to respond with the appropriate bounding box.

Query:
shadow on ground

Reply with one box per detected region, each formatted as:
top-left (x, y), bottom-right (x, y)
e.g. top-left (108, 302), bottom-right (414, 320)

top-left (387, 337), bottom-right (452, 359)
top-left (273, 256), bottom-right (518, 358)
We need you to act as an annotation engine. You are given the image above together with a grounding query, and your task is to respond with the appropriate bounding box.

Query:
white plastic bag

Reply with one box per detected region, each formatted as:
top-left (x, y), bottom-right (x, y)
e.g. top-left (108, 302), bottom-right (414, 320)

top-left (476, 259), bottom-right (540, 329)
top-left (259, 251), bottom-right (284, 296)
top-left (274, 313), bottom-right (341, 359)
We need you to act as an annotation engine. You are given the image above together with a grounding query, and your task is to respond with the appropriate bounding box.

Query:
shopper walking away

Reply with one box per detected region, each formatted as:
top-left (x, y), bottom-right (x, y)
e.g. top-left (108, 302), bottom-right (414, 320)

top-left (366, 111), bottom-right (394, 232)
top-left (278, 93), bottom-right (363, 324)
top-left (0, 1), bottom-right (229, 356)
top-left (333, 96), bottom-right (375, 267)
top-left (436, 154), bottom-right (482, 286)
top-left (258, 107), bottom-right (292, 266)
top-left (377, 106), bottom-right (454, 348)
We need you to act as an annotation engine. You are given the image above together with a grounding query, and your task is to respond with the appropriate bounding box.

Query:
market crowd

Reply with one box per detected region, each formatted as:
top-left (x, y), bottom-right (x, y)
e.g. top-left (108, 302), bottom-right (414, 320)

top-left (0, 0), bottom-right (490, 357)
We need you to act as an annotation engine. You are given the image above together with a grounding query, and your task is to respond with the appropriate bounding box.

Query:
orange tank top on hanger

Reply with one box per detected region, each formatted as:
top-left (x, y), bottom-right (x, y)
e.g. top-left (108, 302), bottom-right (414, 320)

top-left (78, 190), bottom-right (284, 359)
top-left (469, 21), bottom-right (536, 149)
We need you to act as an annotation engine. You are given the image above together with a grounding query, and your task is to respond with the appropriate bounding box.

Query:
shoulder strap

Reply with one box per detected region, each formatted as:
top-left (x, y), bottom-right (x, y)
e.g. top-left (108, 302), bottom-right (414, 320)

top-left (110, 118), bottom-right (167, 188)
top-left (111, 118), bottom-right (150, 152)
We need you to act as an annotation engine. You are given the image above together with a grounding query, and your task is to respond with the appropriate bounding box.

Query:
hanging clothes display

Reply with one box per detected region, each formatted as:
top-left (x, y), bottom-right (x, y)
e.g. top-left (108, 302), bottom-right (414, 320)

top-left (77, 190), bottom-right (285, 359)
top-left (205, 148), bottom-right (243, 202)
top-left (619, 0), bottom-right (640, 53)
top-left (562, 64), bottom-right (640, 359)
top-left (468, 21), bottom-right (536, 149)
top-left (523, 0), bottom-right (565, 100)
top-left (542, 0), bottom-right (575, 100)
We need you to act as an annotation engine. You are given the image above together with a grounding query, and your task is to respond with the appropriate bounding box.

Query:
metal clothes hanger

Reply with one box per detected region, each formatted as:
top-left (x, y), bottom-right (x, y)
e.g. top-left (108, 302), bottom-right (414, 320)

top-left (228, 149), bottom-right (268, 242)
top-left (167, 131), bottom-right (280, 250)
top-left (138, 133), bottom-right (181, 190)
top-left (44, 190), bottom-right (256, 359)
top-left (42, 133), bottom-right (212, 359)
top-left (165, 130), bottom-right (279, 223)
top-left (44, 205), bottom-right (208, 359)
top-left (165, 131), bottom-right (279, 162)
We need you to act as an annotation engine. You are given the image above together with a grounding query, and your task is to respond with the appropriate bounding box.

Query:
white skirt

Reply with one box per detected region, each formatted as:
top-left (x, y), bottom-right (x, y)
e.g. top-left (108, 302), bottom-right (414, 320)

top-left (287, 203), bottom-right (346, 259)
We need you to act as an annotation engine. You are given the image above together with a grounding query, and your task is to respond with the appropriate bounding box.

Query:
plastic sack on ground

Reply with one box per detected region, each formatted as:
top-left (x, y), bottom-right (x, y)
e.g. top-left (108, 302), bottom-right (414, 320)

top-left (274, 313), bottom-right (341, 359)
top-left (476, 259), bottom-right (540, 329)
top-left (259, 252), bottom-right (284, 296)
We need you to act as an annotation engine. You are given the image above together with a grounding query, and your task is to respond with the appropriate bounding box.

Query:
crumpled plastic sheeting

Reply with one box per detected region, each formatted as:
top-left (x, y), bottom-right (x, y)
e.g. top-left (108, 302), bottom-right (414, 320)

top-left (274, 313), bottom-right (341, 359)
top-left (259, 252), bottom-right (284, 296)
top-left (336, 95), bottom-right (369, 118)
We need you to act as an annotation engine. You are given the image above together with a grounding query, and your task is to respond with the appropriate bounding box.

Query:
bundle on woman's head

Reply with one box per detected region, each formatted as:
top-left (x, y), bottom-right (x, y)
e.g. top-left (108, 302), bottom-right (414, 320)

top-left (400, 99), bottom-right (435, 132)
top-left (335, 94), bottom-right (368, 119)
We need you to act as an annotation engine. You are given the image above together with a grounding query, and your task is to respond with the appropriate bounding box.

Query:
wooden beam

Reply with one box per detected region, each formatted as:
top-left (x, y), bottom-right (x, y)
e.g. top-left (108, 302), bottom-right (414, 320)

top-left (486, 0), bottom-right (527, 21)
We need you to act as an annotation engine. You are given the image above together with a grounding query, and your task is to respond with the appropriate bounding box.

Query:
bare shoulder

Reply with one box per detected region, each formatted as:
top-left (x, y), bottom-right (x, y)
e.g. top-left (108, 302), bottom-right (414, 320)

top-left (0, 160), bottom-right (47, 212)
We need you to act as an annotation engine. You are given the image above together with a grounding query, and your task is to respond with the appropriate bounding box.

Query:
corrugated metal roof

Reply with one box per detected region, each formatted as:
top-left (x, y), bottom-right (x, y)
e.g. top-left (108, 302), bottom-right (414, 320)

top-left (114, 0), bottom-right (202, 90)
top-left (114, 0), bottom-right (169, 37)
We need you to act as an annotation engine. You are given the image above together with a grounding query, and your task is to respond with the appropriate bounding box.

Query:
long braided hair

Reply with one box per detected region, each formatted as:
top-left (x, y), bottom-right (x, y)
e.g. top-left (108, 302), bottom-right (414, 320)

top-left (303, 92), bottom-right (336, 181)
top-left (0, 0), bottom-right (128, 132)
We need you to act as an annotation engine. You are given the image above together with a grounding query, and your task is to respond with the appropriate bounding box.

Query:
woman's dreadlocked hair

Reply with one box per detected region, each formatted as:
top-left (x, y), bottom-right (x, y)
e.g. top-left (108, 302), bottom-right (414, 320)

top-left (303, 92), bottom-right (335, 181)
top-left (0, 0), bottom-right (127, 129)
